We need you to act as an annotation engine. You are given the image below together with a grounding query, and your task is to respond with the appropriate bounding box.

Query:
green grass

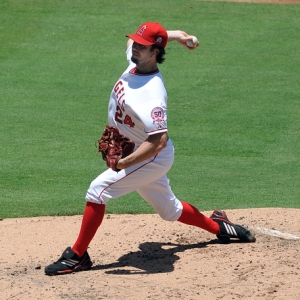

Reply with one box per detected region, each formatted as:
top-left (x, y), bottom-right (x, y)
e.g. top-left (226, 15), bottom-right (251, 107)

top-left (1, 0), bottom-right (300, 218)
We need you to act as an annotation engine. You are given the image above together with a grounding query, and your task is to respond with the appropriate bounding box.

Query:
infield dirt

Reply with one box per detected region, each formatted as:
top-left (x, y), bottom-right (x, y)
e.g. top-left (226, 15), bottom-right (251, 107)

top-left (1, 208), bottom-right (300, 299)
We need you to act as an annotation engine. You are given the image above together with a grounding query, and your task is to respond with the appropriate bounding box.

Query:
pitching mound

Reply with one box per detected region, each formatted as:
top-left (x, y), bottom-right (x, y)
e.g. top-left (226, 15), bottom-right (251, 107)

top-left (1, 208), bottom-right (299, 299)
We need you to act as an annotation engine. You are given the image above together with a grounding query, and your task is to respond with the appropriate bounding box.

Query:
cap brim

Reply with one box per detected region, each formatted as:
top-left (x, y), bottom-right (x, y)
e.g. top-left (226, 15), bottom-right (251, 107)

top-left (126, 34), bottom-right (154, 46)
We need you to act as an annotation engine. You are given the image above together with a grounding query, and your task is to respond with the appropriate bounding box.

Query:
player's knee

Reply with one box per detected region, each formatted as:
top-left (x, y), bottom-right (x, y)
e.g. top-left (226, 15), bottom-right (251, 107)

top-left (157, 206), bottom-right (182, 222)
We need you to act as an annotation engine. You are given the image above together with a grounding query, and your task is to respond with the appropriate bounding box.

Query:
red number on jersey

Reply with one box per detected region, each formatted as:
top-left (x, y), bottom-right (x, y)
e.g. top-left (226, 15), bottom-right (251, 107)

top-left (124, 115), bottom-right (135, 128)
top-left (115, 106), bottom-right (123, 124)
top-left (114, 105), bottom-right (135, 128)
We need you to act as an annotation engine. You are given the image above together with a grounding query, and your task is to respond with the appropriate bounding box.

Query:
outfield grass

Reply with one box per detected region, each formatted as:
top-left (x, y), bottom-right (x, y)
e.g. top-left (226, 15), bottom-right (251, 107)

top-left (1, 0), bottom-right (299, 218)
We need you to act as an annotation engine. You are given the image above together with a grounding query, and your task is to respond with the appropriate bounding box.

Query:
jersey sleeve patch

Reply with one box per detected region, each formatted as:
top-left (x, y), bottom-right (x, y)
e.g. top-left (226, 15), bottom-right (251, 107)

top-left (151, 107), bottom-right (165, 122)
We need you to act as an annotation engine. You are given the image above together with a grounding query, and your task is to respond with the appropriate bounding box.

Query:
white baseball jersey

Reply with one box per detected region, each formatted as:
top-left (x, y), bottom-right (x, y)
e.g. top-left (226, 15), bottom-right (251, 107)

top-left (86, 45), bottom-right (183, 222)
top-left (108, 46), bottom-right (168, 147)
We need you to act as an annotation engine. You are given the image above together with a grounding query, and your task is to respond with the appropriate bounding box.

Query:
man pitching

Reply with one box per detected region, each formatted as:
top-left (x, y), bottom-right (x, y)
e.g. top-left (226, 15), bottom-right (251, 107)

top-left (45, 22), bottom-right (255, 276)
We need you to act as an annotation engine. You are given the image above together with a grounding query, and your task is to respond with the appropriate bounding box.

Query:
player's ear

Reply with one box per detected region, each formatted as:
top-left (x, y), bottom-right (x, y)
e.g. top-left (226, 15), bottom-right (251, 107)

top-left (152, 48), bottom-right (160, 56)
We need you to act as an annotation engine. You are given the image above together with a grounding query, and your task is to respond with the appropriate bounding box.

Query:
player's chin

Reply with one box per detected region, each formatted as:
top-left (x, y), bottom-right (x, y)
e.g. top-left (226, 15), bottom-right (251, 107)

top-left (131, 56), bottom-right (139, 64)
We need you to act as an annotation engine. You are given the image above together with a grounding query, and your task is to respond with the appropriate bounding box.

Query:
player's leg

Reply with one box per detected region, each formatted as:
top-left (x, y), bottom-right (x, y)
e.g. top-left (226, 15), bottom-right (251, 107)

top-left (45, 143), bottom-right (175, 275)
top-left (137, 178), bottom-right (255, 243)
top-left (44, 202), bottom-right (105, 276)
top-left (136, 177), bottom-right (219, 234)
top-left (71, 161), bottom-right (172, 257)
top-left (178, 201), bottom-right (220, 234)
top-left (72, 202), bottom-right (105, 257)
top-left (177, 202), bottom-right (256, 243)
top-left (72, 142), bottom-right (175, 252)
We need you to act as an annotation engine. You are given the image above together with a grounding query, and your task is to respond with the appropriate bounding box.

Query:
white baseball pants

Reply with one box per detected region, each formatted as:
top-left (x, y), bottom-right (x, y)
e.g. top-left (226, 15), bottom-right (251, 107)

top-left (85, 139), bottom-right (183, 221)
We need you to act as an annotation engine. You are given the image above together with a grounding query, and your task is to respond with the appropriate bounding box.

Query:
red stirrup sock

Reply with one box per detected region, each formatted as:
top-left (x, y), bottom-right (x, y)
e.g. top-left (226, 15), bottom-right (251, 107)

top-left (72, 202), bottom-right (105, 257)
top-left (177, 201), bottom-right (220, 235)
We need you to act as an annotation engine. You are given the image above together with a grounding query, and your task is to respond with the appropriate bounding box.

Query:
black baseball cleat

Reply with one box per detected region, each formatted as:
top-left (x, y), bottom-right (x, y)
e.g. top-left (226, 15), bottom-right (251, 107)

top-left (210, 210), bottom-right (256, 244)
top-left (45, 247), bottom-right (93, 276)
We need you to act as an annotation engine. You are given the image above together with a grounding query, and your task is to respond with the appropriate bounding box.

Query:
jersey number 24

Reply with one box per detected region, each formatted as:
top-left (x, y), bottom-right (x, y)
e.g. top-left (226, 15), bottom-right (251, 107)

top-left (115, 105), bottom-right (135, 128)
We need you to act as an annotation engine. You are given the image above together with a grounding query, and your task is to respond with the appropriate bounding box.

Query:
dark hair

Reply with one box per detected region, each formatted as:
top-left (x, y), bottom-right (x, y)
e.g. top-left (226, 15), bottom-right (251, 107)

top-left (150, 44), bottom-right (166, 64)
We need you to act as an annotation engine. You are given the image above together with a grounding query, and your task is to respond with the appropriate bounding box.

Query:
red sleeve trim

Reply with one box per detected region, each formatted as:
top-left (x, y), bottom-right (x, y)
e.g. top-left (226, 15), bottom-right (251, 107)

top-left (145, 128), bottom-right (168, 135)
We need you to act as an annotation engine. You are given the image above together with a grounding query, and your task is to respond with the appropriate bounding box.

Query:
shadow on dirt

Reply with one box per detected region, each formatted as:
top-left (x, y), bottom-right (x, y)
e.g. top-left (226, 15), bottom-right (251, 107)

top-left (92, 240), bottom-right (219, 274)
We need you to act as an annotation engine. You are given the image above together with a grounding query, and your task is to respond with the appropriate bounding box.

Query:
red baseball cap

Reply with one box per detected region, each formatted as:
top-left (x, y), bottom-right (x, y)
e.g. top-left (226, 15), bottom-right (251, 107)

top-left (126, 22), bottom-right (168, 48)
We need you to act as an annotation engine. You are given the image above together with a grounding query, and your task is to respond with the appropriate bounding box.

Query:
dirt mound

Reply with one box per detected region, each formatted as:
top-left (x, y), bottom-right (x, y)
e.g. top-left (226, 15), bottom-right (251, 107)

top-left (1, 208), bottom-right (299, 299)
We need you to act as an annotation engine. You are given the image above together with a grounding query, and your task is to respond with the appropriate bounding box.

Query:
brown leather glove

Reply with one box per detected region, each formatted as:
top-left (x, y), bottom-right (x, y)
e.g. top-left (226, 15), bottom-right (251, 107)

top-left (96, 126), bottom-right (135, 172)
